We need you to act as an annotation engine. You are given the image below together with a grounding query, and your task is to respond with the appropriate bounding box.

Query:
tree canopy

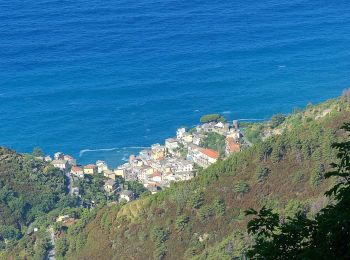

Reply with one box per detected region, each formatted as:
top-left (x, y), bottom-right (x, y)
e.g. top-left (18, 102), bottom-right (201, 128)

top-left (200, 114), bottom-right (226, 123)
top-left (246, 123), bottom-right (350, 259)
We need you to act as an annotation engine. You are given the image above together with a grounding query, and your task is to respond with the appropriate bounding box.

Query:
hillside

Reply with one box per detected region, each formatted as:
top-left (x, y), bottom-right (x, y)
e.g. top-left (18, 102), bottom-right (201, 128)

top-left (53, 96), bottom-right (350, 259)
top-left (0, 147), bottom-right (67, 258)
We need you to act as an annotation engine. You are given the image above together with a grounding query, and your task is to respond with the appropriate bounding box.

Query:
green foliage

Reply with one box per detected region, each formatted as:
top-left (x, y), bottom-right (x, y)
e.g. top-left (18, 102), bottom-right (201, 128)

top-left (201, 132), bottom-right (225, 156)
top-left (189, 191), bottom-right (204, 209)
top-left (213, 198), bottom-right (226, 216)
top-left (310, 164), bottom-right (325, 187)
top-left (233, 181), bottom-right (250, 196)
top-left (292, 171), bottom-right (304, 184)
top-left (175, 215), bottom-right (189, 231)
top-left (200, 114), bottom-right (226, 123)
top-left (271, 113), bottom-right (286, 128)
top-left (246, 123), bottom-right (350, 259)
top-left (152, 227), bottom-right (169, 259)
top-left (284, 199), bottom-right (308, 218)
top-left (32, 147), bottom-right (44, 157)
top-left (55, 237), bottom-right (69, 259)
top-left (198, 205), bottom-right (215, 221)
top-left (125, 181), bottom-right (150, 198)
top-left (255, 165), bottom-right (269, 182)
top-left (36, 97), bottom-right (350, 259)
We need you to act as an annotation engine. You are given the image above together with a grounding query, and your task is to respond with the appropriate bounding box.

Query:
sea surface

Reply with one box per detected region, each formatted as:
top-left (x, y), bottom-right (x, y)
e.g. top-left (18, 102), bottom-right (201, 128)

top-left (1, 1), bottom-right (350, 167)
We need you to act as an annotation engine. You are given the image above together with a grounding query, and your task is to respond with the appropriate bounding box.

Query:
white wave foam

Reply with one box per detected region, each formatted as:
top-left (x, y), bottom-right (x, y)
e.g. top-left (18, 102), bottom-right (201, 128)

top-left (79, 146), bottom-right (150, 157)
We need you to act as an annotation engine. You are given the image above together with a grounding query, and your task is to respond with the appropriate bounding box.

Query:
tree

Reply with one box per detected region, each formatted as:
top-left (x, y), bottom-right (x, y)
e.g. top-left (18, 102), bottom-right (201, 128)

top-left (255, 166), bottom-right (269, 182)
top-left (189, 191), bottom-right (204, 209)
top-left (245, 123), bottom-right (350, 259)
top-left (271, 113), bottom-right (286, 128)
top-left (310, 164), bottom-right (325, 188)
top-left (32, 147), bottom-right (44, 157)
top-left (175, 215), bottom-right (189, 231)
top-left (200, 132), bottom-right (225, 156)
top-left (200, 114), bottom-right (226, 123)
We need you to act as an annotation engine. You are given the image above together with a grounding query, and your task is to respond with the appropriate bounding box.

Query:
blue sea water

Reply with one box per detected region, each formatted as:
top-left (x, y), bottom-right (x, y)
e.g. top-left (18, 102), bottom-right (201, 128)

top-left (1, 0), bottom-right (350, 167)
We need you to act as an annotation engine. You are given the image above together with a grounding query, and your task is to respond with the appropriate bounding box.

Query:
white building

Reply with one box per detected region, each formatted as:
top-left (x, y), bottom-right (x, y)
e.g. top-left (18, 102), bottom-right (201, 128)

top-left (54, 152), bottom-right (64, 160)
top-left (165, 138), bottom-right (179, 152)
top-left (96, 160), bottom-right (108, 173)
top-left (119, 190), bottom-right (134, 202)
top-left (193, 148), bottom-right (220, 168)
top-left (52, 159), bottom-right (68, 171)
top-left (176, 128), bottom-right (186, 139)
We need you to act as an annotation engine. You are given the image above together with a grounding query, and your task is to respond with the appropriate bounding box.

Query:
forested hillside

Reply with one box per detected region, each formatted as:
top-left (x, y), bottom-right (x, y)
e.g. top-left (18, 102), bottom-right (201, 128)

top-left (57, 97), bottom-right (350, 259)
top-left (0, 147), bottom-right (67, 258)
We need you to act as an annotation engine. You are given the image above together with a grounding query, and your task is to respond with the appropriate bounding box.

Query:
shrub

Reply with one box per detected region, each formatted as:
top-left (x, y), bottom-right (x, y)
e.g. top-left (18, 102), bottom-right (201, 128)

top-left (175, 215), bottom-right (189, 231)
top-left (233, 181), bottom-right (250, 197)
top-left (198, 205), bottom-right (215, 221)
top-left (271, 114), bottom-right (286, 128)
top-left (310, 164), bottom-right (325, 187)
top-left (292, 171), bottom-right (304, 184)
top-left (189, 192), bottom-right (204, 209)
top-left (255, 166), bottom-right (270, 182)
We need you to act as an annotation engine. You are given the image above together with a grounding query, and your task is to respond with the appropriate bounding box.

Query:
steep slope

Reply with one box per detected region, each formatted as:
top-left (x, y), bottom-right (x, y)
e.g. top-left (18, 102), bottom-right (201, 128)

top-left (0, 147), bottom-right (66, 258)
top-left (59, 97), bottom-right (350, 260)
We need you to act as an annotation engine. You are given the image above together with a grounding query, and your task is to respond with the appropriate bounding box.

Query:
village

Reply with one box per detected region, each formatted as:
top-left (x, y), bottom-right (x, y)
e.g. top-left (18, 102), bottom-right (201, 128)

top-left (43, 117), bottom-right (249, 206)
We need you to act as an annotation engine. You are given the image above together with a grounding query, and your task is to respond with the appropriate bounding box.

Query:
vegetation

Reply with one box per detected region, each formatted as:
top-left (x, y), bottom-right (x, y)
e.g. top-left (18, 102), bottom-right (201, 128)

top-left (0, 148), bottom-right (67, 257)
top-left (199, 114), bottom-right (226, 123)
top-left (246, 123), bottom-right (350, 259)
top-left (56, 97), bottom-right (350, 259)
top-left (200, 132), bottom-right (226, 156)
top-left (2, 96), bottom-right (350, 259)
top-left (271, 113), bottom-right (286, 128)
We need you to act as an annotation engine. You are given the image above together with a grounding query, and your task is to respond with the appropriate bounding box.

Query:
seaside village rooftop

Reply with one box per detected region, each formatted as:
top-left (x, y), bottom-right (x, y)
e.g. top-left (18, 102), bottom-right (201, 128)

top-left (46, 118), bottom-right (248, 203)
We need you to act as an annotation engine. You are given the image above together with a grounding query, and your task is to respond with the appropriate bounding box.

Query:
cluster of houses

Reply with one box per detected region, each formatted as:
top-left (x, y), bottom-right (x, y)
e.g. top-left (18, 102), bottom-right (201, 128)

top-left (114, 120), bottom-right (243, 191)
top-left (46, 119), bottom-right (245, 202)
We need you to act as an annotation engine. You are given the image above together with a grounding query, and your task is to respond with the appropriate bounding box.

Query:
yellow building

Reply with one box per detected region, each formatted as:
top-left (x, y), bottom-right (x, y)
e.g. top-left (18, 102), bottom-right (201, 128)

top-left (114, 168), bottom-right (125, 178)
top-left (83, 164), bottom-right (97, 175)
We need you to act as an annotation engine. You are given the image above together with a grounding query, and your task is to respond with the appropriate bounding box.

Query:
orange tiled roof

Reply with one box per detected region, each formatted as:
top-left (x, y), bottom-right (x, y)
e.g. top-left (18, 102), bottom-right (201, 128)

top-left (71, 166), bottom-right (83, 172)
top-left (201, 148), bottom-right (220, 159)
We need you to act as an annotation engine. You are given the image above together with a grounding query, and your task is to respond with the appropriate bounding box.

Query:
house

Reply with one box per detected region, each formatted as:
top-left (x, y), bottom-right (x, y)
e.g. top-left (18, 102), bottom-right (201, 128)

top-left (104, 179), bottom-right (116, 193)
top-left (83, 164), bottom-right (97, 175)
top-left (176, 128), bottom-right (186, 139)
top-left (52, 160), bottom-right (68, 171)
top-left (44, 156), bottom-right (52, 162)
top-left (182, 133), bottom-right (193, 144)
top-left (201, 148), bottom-right (220, 164)
top-left (192, 135), bottom-right (201, 146)
top-left (165, 138), bottom-right (179, 153)
top-left (151, 144), bottom-right (166, 160)
top-left (71, 166), bottom-right (84, 178)
top-left (193, 148), bottom-right (220, 168)
top-left (114, 168), bottom-right (125, 178)
top-left (152, 171), bottom-right (163, 182)
top-left (104, 169), bottom-right (116, 180)
top-left (225, 137), bottom-right (241, 155)
top-left (64, 155), bottom-right (76, 166)
top-left (54, 152), bottom-right (64, 160)
top-left (96, 160), bottom-right (108, 173)
top-left (119, 190), bottom-right (134, 202)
